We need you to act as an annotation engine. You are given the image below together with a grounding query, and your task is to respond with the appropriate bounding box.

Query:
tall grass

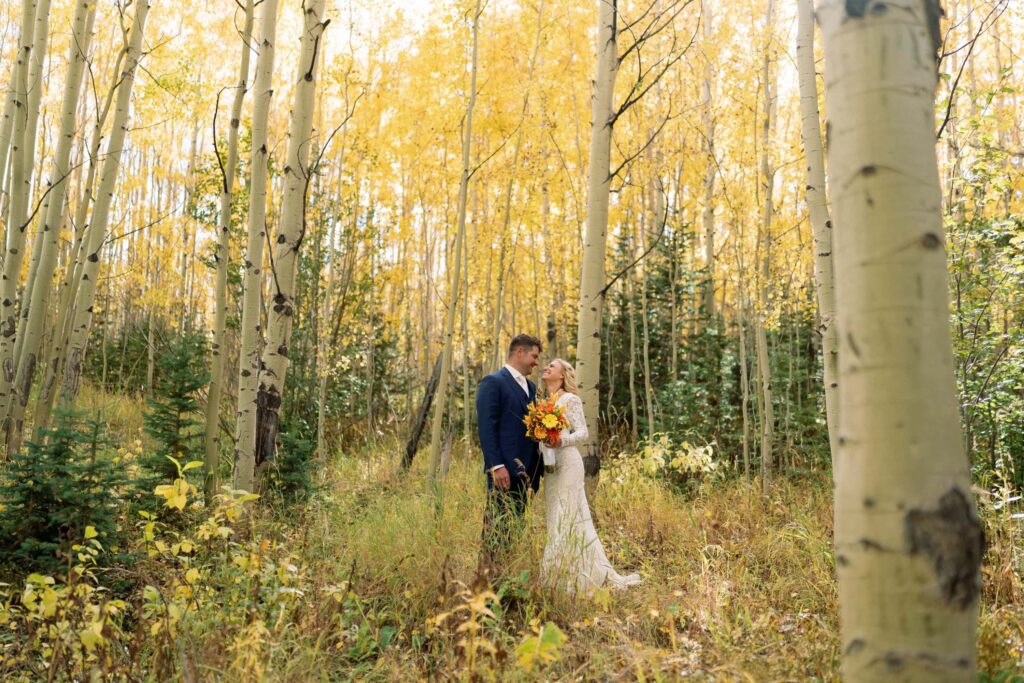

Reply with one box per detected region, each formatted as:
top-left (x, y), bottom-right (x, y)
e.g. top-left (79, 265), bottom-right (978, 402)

top-left (1, 406), bottom-right (1021, 680)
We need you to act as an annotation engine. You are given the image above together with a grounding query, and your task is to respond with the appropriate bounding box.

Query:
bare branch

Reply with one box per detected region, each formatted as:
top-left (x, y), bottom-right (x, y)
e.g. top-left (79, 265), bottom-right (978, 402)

top-left (936, 0), bottom-right (1009, 140)
top-left (611, 111), bottom-right (673, 179)
top-left (600, 178), bottom-right (671, 296)
top-left (212, 86), bottom-right (229, 193)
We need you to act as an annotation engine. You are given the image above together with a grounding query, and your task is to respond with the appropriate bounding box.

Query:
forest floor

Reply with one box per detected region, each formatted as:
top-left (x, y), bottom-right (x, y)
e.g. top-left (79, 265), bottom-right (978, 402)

top-left (174, 437), bottom-right (1022, 681)
top-left (4, 389), bottom-right (1024, 680)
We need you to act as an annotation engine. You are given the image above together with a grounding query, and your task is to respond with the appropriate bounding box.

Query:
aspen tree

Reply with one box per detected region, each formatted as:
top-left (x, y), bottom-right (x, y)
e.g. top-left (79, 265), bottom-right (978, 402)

top-left (10, 0), bottom-right (54, 348)
top-left (755, 0), bottom-right (776, 486)
top-left (59, 0), bottom-right (150, 407)
top-left (640, 164), bottom-right (659, 440)
top-left (0, 78), bottom-right (17, 195)
top-left (626, 237), bottom-right (638, 439)
top-left (701, 0), bottom-right (716, 320)
top-left (428, 0), bottom-right (481, 487)
top-left (0, 0), bottom-right (39, 422)
top-left (233, 0), bottom-right (280, 493)
top-left (253, 0), bottom-right (328, 471)
top-left (796, 0), bottom-right (839, 463)
top-left (34, 46), bottom-right (124, 434)
top-left (461, 203), bottom-right (470, 438)
top-left (5, 0), bottom-right (95, 454)
top-left (738, 294), bottom-right (750, 480)
top-left (575, 0), bottom-right (618, 492)
top-left (818, 0), bottom-right (984, 678)
top-left (575, 0), bottom-right (692, 493)
top-left (22, 0), bottom-right (52, 197)
top-left (317, 217), bottom-right (338, 458)
top-left (204, 0), bottom-right (255, 501)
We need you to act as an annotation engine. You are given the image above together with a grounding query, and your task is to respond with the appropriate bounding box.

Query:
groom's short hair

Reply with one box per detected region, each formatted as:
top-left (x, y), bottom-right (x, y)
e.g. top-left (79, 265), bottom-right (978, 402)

top-left (508, 334), bottom-right (542, 356)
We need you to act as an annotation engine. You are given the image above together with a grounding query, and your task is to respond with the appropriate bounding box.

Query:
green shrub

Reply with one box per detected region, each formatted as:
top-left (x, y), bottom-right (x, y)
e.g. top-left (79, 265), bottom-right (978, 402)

top-left (265, 421), bottom-right (318, 504)
top-left (0, 412), bottom-right (130, 574)
top-left (142, 331), bottom-right (209, 484)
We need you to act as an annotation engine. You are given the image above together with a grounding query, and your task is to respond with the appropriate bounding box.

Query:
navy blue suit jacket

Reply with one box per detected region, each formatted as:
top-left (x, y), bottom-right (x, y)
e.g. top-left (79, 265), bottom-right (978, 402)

top-left (476, 368), bottom-right (541, 492)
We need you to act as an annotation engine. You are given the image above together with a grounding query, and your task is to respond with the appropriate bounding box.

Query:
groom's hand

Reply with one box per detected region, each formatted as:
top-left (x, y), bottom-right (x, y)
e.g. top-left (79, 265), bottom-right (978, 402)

top-left (492, 467), bottom-right (511, 490)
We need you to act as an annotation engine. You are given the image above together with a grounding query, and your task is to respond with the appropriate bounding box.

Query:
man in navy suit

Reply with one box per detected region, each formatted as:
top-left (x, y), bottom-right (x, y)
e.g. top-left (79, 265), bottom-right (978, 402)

top-left (476, 334), bottom-right (543, 566)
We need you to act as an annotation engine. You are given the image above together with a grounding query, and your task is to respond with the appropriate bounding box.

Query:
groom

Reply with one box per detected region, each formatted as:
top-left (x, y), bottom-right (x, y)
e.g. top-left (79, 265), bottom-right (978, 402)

top-left (476, 334), bottom-right (543, 566)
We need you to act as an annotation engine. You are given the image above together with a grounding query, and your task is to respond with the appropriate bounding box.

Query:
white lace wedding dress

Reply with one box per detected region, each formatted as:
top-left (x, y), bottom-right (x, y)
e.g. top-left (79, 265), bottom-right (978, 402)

top-left (541, 392), bottom-right (641, 593)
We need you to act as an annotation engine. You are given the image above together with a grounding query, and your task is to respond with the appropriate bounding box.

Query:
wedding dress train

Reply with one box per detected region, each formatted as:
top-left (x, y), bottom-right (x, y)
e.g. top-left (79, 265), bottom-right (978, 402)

top-left (541, 392), bottom-right (641, 593)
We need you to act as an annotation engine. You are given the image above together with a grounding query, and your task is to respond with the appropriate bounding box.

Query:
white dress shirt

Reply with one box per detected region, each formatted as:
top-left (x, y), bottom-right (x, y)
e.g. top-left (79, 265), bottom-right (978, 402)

top-left (504, 363), bottom-right (530, 396)
top-left (491, 364), bottom-right (530, 473)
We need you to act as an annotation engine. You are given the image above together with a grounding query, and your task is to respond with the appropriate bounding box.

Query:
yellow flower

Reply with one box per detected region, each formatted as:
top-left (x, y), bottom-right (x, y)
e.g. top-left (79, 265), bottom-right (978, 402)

top-left (541, 414), bottom-right (559, 429)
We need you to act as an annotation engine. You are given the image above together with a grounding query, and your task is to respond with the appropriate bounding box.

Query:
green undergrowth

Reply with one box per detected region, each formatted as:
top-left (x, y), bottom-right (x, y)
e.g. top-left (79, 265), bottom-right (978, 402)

top-left (1, 425), bottom-right (1021, 680)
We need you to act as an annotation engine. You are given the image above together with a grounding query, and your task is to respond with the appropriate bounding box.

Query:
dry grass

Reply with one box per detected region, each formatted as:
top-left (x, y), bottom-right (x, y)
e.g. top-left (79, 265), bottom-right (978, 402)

top-left (194, 440), bottom-right (1020, 681)
top-left (3, 415), bottom-right (1021, 681)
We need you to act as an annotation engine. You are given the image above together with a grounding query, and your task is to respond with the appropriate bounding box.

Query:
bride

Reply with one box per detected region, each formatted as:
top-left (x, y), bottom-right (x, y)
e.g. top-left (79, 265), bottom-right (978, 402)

top-left (539, 358), bottom-right (641, 593)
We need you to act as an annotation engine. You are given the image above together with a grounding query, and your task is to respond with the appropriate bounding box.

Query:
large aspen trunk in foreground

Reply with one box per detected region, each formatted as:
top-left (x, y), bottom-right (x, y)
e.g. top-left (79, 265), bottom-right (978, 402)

top-left (575, 0), bottom-right (617, 496)
top-left (59, 1), bottom-right (150, 408)
top-left (796, 0), bottom-right (839, 465)
top-left (428, 0), bottom-right (480, 487)
top-left (204, 0), bottom-right (255, 501)
top-left (254, 0), bottom-right (327, 472)
top-left (234, 0), bottom-right (279, 493)
top-left (818, 1), bottom-right (984, 679)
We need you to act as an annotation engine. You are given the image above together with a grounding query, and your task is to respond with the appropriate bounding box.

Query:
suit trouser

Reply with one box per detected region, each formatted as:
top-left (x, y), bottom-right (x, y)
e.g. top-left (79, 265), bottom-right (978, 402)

top-left (481, 482), bottom-right (529, 566)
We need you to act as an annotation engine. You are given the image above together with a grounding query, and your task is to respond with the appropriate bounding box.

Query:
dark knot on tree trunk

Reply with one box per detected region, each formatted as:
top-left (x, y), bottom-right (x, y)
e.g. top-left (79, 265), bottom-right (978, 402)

top-left (905, 486), bottom-right (984, 609)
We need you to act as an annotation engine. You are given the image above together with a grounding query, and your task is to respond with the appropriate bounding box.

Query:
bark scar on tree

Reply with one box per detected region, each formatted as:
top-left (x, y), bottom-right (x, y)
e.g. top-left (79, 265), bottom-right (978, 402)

top-left (905, 487), bottom-right (984, 609)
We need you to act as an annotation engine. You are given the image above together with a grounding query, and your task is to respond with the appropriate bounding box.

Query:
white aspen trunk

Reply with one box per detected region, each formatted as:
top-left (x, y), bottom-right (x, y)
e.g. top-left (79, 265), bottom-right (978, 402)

top-left (701, 0), bottom-right (716, 320)
top-left (641, 175), bottom-right (658, 440)
top-left (5, 0), bottom-right (94, 454)
top-left (670, 244), bottom-right (678, 380)
top-left (796, 0), bottom-right (839, 466)
top-left (738, 295), bottom-right (750, 480)
top-left (818, 1), bottom-right (983, 679)
top-left (21, 0), bottom-right (52, 199)
top-left (233, 0), bottom-right (279, 493)
top-left (756, 0), bottom-right (776, 487)
top-left (145, 209), bottom-right (155, 393)
top-left (58, 0), bottom-right (150, 408)
top-left (575, 0), bottom-right (618, 494)
top-left (204, 0), bottom-right (255, 501)
top-left (317, 216), bottom-right (339, 458)
top-left (16, 208), bottom-right (45, 370)
top-left (626, 250), bottom-right (638, 440)
top-left (253, 0), bottom-right (327, 474)
top-left (0, 74), bottom-right (18, 194)
top-left (461, 209), bottom-right (471, 439)
top-left (0, 0), bottom-right (39, 421)
top-left (33, 86), bottom-right (109, 433)
top-left (179, 123), bottom-right (200, 331)
top-left (428, 0), bottom-right (480, 487)
top-left (364, 190), bottom-right (376, 441)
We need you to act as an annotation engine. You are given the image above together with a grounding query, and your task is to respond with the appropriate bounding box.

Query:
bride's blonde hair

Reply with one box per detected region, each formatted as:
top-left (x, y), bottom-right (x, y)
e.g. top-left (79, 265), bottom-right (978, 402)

top-left (552, 358), bottom-right (578, 395)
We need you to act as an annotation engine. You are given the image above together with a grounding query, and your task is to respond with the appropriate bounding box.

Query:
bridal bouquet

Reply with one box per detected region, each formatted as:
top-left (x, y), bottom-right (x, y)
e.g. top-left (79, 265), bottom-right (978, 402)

top-left (523, 398), bottom-right (569, 471)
